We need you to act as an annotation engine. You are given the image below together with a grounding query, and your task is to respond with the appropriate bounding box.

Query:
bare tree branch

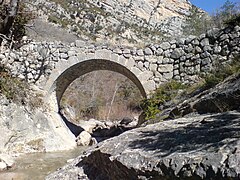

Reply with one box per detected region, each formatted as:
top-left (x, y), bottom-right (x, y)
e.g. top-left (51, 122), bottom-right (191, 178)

top-left (0, 32), bottom-right (11, 41)
top-left (0, 0), bottom-right (20, 45)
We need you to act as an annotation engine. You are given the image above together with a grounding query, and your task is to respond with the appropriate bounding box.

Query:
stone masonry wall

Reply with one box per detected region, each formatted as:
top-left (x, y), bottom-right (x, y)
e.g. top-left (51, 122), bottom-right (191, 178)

top-left (0, 25), bottom-right (239, 94)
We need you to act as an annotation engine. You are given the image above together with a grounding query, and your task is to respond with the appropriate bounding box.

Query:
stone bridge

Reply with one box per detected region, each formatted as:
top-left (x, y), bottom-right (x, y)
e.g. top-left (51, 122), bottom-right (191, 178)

top-left (1, 25), bottom-right (240, 111)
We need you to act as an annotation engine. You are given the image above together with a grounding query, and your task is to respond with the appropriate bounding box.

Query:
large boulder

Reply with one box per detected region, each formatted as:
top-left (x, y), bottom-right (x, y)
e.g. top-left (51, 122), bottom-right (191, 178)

top-left (76, 131), bottom-right (96, 146)
top-left (46, 111), bottom-right (240, 179)
top-left (0, 95), bottom-right (76, 154)
top-left (168, 73), bottom-right (240, 119)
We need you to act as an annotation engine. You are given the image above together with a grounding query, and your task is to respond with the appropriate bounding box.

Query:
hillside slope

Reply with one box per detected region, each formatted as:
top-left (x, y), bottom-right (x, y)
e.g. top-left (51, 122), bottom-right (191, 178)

top-left (26, 0), bottom-right (193, 46)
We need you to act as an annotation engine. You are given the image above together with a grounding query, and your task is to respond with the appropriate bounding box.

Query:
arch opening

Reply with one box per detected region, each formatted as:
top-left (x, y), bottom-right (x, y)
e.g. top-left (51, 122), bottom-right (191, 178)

top-left (50, 59), bottom-right (147, 105)
top-left (61, 70), bottom-right (143, 123)
top-left (47, 59), bottom-right (147, 136)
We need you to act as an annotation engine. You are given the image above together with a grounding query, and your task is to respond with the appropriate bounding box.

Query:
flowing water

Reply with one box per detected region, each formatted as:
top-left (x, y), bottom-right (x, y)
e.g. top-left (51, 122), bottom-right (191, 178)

top-left (0, 147), bottom-right (86, 180)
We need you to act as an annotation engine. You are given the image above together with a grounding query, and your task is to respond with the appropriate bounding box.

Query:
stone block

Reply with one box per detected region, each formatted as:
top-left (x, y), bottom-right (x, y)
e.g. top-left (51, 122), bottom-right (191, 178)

top-left (137, 49), bottom-right (144, 56)
top-left (200, 38), bottom-right (210, 47)
top-left (195, 46), bottom-right (202, 53)
top-left (75, 40), bottom-right (86, 48)
top-left (213, 46), bottom-right (221, 54)
top-left (150, 63), bottom-right (158, 72)
top-left (118, 55), bottom-right (127, 66)
top-left (143, 80), bottom-right (156, 93)
top-left (131, 67), bottom-right (142, 76)
top-left (145, 56), bottom-right (157, 63)
top-left (144, 47), bottom-right (153, 55)
top-left (0, 54), bottom-right (6, 59)
top-left (144, 61), bottom-right (150, 69)
top-left (162, 58), bottom-right (170, 64)
top-left (137, 71), bottom-right (153, 81)
top-left (113, 48), bottom-right (122, 54)
top-left (137, 61), bottom-right (144, 69)
top-left (125, 57), bottom-right (135, 68)
top-left (123, 49), bottom-right (131, 58)
top-left (111, 53), bottom-right (119, 62)
top-left (68, 50), bottom-right (76, 57)
top-left (157, 56), bottom-right (163, 64)
top-left (158, 64), bottom-right (173, 73)
top-left (171, 48), bottom-right (184, 59)
top-left (219, 34), bottom-right (229, 42)
top-left (95, 49), bottom-right (111, 59)
top-left (159, 42), bottom-right (171, 50)
top-left (156, 48), bottom-right (163, 55)
top-left (162, 72), bottom-right (173, 80)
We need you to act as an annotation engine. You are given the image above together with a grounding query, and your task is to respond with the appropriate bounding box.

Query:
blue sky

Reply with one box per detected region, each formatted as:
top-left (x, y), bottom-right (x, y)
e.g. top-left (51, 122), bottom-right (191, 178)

top-left (190, 0), bottom-right (239, 14)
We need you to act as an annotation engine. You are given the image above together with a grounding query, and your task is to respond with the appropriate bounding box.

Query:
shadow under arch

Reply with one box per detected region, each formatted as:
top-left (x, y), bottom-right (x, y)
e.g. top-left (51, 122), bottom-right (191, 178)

top-left (52, 59), bottom-right (147, 105)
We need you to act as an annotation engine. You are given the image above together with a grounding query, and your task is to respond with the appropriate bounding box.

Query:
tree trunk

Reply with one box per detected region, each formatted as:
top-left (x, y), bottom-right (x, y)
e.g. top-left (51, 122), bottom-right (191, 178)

top-left (106, 82), bottom-right (119, 121)
top-left (0, 0), bottom-right (20, 44)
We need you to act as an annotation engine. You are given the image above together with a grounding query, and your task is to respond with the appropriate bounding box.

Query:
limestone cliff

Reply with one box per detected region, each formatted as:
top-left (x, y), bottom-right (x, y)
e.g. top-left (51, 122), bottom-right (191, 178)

top-left (25, 0), bottom-right (193, 46)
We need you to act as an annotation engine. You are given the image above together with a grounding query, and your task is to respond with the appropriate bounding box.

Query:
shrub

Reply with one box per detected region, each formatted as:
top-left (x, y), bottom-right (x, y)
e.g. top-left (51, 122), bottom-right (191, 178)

top-left (0, 2), bottom-right (34, 47)
top-left (0, 66), bottom-right (28, 102)
top-left (211, 1), bottom-right (239, 29)
top-left (183, 5), bottom-right (211, 36)
top-left (141, 80), bottom-right (186, 120)
top-left (0, 65), bottom-right (43, 108)
top-left (12, 3), bottom-right (34, 43)
top-left (203, 56), bottom-right (240, 88)
top-left (224, 13), bottom-right (240, 26)
top-left (184, 1), bottom-right (240, 36)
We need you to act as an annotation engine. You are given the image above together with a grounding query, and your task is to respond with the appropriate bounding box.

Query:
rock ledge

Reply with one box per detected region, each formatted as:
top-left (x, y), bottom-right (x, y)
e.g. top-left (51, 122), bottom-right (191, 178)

top-left (46, 111), bottom-right (240, 179)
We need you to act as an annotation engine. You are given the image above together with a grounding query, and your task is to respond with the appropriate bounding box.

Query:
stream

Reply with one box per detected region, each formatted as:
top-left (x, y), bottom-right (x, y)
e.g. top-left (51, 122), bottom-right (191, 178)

top-left (0, 147), bottom-right (86, 180)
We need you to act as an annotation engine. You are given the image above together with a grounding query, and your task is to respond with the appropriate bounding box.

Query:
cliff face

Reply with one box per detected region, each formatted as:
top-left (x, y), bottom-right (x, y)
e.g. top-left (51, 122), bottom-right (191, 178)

top-left (101, 0), bottom-right (191, 23)
top-left (26, 0), bottom-right (193, 45)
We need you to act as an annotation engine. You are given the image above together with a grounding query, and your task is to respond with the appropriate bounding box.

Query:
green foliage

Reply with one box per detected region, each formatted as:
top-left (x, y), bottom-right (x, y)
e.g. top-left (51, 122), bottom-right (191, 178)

top-left (79, 98), bottom-right (103, 119)
top-left (224, 13), bottom-right (240, 26)
top-left (48, 15), bottom-right (59, 24)
top-left (184, 1), bottom-right (240, 36)
top-left (219, 0), bottom-right (238, 21)
top-left (12, 3), bottom-right (34, 42)
top-left (212, 0), bottom-right (240, 28)
top-left (183, 5), bottom-right (210, 36)
top-left (0, 66), bottom-right (28, 102)
top-left (141, 81), bottom-right (186, 120)
top-left (0, 2), bottom-right (34, 47)
top-left (203, 56), bottom-right (240, 89)
top-left (0, 65), bottom-right (44, 109)
top-left (141, 98), bottom-right (160, 120)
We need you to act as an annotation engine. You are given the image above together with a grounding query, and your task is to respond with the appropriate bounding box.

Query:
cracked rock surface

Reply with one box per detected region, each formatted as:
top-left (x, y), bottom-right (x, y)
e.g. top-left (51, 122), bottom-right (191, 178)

top-left (46, 110), bottom-right (240, 179)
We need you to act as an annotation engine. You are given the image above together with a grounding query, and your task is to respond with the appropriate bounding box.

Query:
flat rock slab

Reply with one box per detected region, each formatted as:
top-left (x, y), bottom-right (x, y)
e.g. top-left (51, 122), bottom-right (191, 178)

top-left (46, 111), bottom-right (240, 179)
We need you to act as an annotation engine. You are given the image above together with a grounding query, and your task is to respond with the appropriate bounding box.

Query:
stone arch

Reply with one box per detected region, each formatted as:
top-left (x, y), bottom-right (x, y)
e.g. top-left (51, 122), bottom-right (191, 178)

top-left (45, 58), bottom-right (147, 112)
top-left (58, 59), bottom-right (145, 104)
top-left (43, 57), bottom-right (148, 137)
